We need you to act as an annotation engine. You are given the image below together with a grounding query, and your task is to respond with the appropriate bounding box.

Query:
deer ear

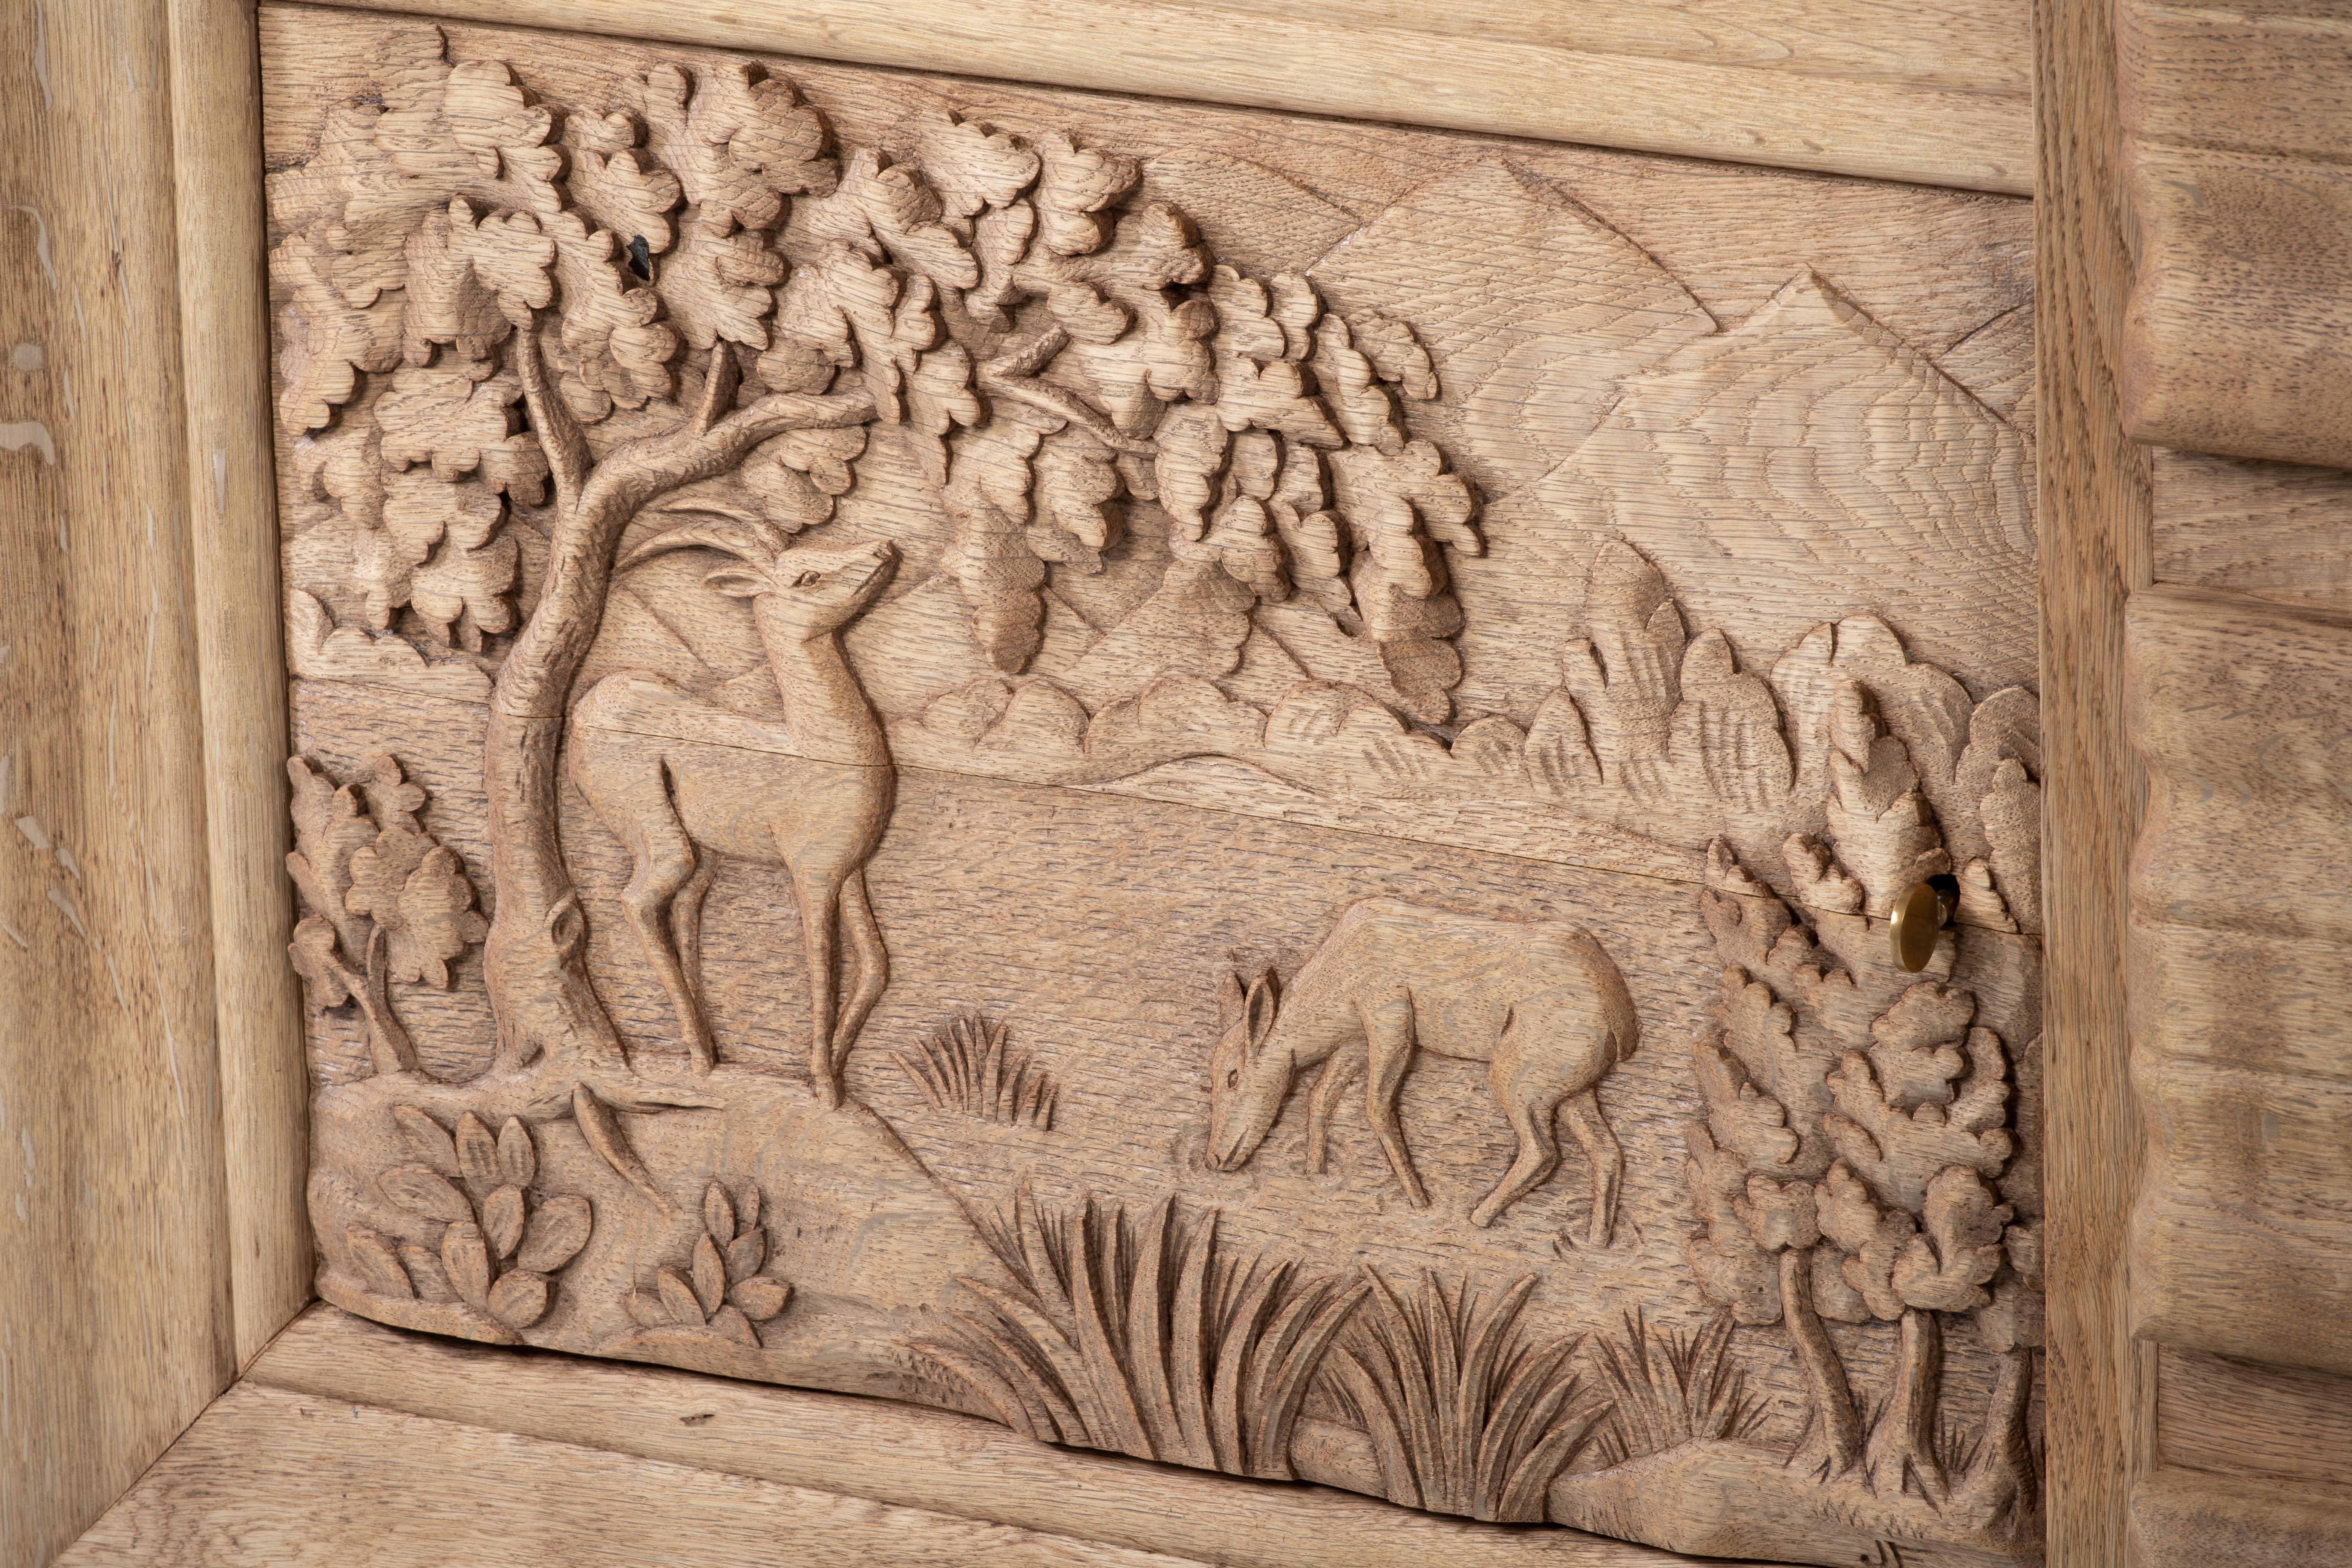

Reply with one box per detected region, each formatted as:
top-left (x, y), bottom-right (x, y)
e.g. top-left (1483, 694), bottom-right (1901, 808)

top-left (703, 566), bottom-right (769, 599)
top-left (1243, 968), bottom-right (1280, 1049)
top-left (1217, 970), bottom-right (1245, 1024)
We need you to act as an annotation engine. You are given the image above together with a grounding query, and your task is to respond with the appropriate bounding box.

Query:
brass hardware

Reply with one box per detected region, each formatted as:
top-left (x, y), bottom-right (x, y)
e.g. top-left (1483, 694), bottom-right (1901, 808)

top-left (1890, 875), bottom-right (1959, 972)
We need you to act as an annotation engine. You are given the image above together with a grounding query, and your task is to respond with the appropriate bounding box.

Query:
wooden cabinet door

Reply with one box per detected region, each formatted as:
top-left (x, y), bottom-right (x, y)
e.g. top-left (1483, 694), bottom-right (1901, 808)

top-left (257, 8), bottom-right (2041, 1565)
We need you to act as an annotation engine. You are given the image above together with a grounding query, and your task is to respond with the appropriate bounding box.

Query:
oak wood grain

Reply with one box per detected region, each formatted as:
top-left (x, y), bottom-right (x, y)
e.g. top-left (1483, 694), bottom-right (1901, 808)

top-left (2127, 584), bottom-right (2352, 1377)
top-left (2151, 446), bottom-right (2352, 616)
top-left (2128, 1467), bottom-right (2352, 1568)
top-left (288, 0), bottom-right (2031, 193)
top-left (55, 1379), bottom-right (1222, 1568)
top-left (2117, 0), bottom-right (2352, 467)
top-left (255, 12), bottom-right (2046, 1565)
top-left (170, 0), bottom-right (314, 1372)
top-left (0, 0), bottom-right (241, 1562)
top-left (2037, 0), bottom-right (2155, 1553)
top-left (243, 1304), bottom-right (1758, 1568)
top-left (2157, 1348), bottom-right (2352, 1508)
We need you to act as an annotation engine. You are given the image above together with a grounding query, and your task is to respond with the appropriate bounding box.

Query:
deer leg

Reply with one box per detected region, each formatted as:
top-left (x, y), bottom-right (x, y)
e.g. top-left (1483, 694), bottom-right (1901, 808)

top-left (670, 854), bottom-right (716, 1000)
top-left (830, 867), bottom-right (889, 1078)
top-left (1472, 1032), bottom-right (1563, 1229)
top-left (611, 784), bottom-right (715, 1073)
top-left (1303, 1043), bottom-right (1363, 1175)
top-left (1360, 997), bottom-right (1428, 1208)
top-left (792, 868), bottom-right (845, 1108)
top-left (1558, 1089), bottom-right (1624, 1248)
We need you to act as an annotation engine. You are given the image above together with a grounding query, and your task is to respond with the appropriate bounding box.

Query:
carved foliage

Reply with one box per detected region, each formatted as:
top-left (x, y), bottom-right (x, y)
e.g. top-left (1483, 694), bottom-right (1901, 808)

top-left (916, 1192), bottom-right (1364, 1479)
top-left (353, 1109), bottom-right (590, 1339)
top-left (893, 1010), bottom-right (1059, 1129)
top-left (623, 1181), bottom-right (795, 1346)
top-left (1684, 803), bottom-right (2041, 1517)
top-left (287, 753), bottom-right (487, 1077)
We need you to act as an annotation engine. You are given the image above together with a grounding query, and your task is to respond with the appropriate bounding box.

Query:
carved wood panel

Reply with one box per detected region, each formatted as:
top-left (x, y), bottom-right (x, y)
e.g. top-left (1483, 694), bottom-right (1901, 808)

top-left (261, 8), bottom-right (2042, 1564)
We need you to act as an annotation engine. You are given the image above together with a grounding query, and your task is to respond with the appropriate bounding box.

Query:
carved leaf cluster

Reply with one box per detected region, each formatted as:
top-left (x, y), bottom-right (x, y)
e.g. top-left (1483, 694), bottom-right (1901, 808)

top-left (624, 1181), bottom-right (793, 1346)
top-left (286, 753), bottom-right (488, 1077)
top-left (351, 1108), bottom-right (590, 1333)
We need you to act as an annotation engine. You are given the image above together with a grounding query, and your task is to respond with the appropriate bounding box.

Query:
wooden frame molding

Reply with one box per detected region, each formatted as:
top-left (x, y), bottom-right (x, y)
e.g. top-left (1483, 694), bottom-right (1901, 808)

top-left (170, 0), bottom-right (313, 1370)
top-left (2037, 0), bottom-right (2155, 1557)
top-left (297, 0), bottom-right (2031, 194)
top-left (2117, 0), bottom-right (2352, 467)
top-left (58, 1305), bottom-right (1778, 1568)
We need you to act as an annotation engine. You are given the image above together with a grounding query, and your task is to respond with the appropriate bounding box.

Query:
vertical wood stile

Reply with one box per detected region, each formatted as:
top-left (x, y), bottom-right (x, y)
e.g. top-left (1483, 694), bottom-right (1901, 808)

top-left (167, 0), bottom-right (311, 1371)
top-left (0, 0), bottom-right (241, 1563)
top-left (2035, 0), bottom-right (2155, 1557)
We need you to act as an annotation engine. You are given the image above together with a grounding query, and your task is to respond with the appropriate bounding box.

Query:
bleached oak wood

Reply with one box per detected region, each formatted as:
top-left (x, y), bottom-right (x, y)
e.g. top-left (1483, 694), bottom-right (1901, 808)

top-left (291, 0), bottom-right (2031, 194)
top-left (2156, 1348), bottom-right (2352, 1507)
top-left (2151, 446), bottom-right (2352, 616)
top-left (2037, 0), bottom-right (2155, 1555)
top-left (258, 11), bottom-right (2045, 1566)
top-left (54, 1380), bottom-right (1222, 1568)
top-left (2116, 0), bottom-right (2352, 468)
top-left (2127, 584), bottom-right (2352, 1377)
top-left (243, 1304), bottom-right (1760, 1567)
top-left (169, 0), bottom-right (315, 1372)
top-left (2127, 1468), bottom-right (2352, 1568)
top-left (1, 0), bottom-right (242, 1563)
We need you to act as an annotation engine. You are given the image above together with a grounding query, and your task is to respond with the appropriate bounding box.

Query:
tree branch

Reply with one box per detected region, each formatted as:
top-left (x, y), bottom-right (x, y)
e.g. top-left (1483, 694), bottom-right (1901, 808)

top-left (508, 313), bottom-right (590, 515)
top-left (692, 343), bottom-right (741, 437)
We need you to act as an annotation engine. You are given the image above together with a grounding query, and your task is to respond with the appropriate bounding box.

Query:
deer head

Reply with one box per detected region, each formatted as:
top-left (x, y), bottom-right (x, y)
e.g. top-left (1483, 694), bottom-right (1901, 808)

top-left (619, 507), bottom-right (898, 640)
top-left (1206, 966), bottom-right (1289, 1171)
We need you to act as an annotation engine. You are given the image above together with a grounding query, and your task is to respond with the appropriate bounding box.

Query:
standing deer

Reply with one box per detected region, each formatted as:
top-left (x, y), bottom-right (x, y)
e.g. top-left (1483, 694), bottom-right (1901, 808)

top-left (568, 516), bottom-right (899, 1107)
top-left (1205, 898), bottom-right (1638, 1246)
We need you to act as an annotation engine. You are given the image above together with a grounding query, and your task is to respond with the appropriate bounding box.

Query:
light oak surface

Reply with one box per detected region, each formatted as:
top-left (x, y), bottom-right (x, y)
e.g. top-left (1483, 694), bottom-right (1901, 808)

top-left (257, 10), bottom-right (2045, 1565)
top-left (294, 0), bottom-right (2031, 194)
top-left (2127, 585), bottom-right (2352, 1377)
top-left (2128, 1469), bottom-right (2352, 1568)
top-left (213, 1303), bottom-right (1759, 1568)
top-left (2151, 446), bottom-right (2352, 616)
top-left (58, 1379), bottom-right (1223, 1568)
top-left (2117, 0), bottom-right (2352, 467)
top-left (2035, 0), bottom-right (2154, 1557)
top-left (2, 2), bottom-right (252, 1565)
top-left (170, 0), bottom-right (315, 1372)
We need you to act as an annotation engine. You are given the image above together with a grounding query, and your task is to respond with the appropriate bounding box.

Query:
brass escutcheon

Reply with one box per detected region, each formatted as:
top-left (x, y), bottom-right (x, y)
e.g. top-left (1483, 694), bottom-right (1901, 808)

top-left (1890, 876), bottom-right (1959, 972)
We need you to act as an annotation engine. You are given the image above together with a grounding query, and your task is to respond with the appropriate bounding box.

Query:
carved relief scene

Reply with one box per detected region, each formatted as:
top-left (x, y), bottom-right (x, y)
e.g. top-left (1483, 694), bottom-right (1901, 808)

top-left (262, 7), bottom-right (2041, 1565)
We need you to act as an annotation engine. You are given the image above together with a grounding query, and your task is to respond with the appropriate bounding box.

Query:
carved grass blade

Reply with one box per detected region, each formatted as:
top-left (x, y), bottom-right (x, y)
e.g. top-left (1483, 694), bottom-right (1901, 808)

top-left (1165, 1207), bottom-right (1219, 1469)
top-left (1326, 1343), bottom-right (1421, 1510)
top-left (1124, 1196), bottom-right (1181, 1458)
top-left (1244, 1274), bottom-right (1366, 1479)
top-left (1419, 1270), bottom-right (1465, 1511)
top-left (1069, 1196), bottom-right (1150, 1458)
top-left (954, 1275), bottom-right (1096, 1441)
top-left (572, 1082), bottom-right (673, 1216)
top-left (1360, 1268), bottom-right (1441, 1507)
top-left (918, 1337), bottom-right (1054, 1443)
top-left (958, 1308), bottom-right (1088, 1444)
top-left (1208, 1258), bottom-right (1289, 1476)
top-left (1495, 1402), bottom-right (1609, 1523)
top-left (1474, 1337), bottom-right (1578, 1511)
top-left (1455, 1274), bottom-right (1537, 1508)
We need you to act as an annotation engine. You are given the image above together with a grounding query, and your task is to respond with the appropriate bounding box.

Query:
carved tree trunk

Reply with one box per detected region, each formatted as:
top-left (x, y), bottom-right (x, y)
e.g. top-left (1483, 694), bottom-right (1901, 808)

top-left (1954, 1345), bottom-right (2037, 1532)
top-left (1778, 1247), bottom-right (1864, 1476)
top-left (1866, 1307), bottom-right (1946, 1502)
top-left (482, 339), bottom-right (876, 1077)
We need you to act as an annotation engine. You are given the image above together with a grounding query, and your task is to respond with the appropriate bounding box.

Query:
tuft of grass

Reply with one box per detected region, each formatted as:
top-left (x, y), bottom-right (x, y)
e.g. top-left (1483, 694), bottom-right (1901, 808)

top-left (893, 1010), bottom-right (1057, 1129)
top-left (1317, 1269), bottom-right (1611, 1522)
top-left (916, 1189), bottom-right (1364, 1479)
top-left (1586, 1309), bottom-right (1766, 1467)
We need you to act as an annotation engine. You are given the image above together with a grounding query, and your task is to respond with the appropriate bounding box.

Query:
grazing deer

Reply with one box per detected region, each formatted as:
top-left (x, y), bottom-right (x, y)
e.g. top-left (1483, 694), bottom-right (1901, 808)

top-left (568, 517), bottom-right (899, 1107)
top-left (1205, 898), bottom-right (1638, 1246)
